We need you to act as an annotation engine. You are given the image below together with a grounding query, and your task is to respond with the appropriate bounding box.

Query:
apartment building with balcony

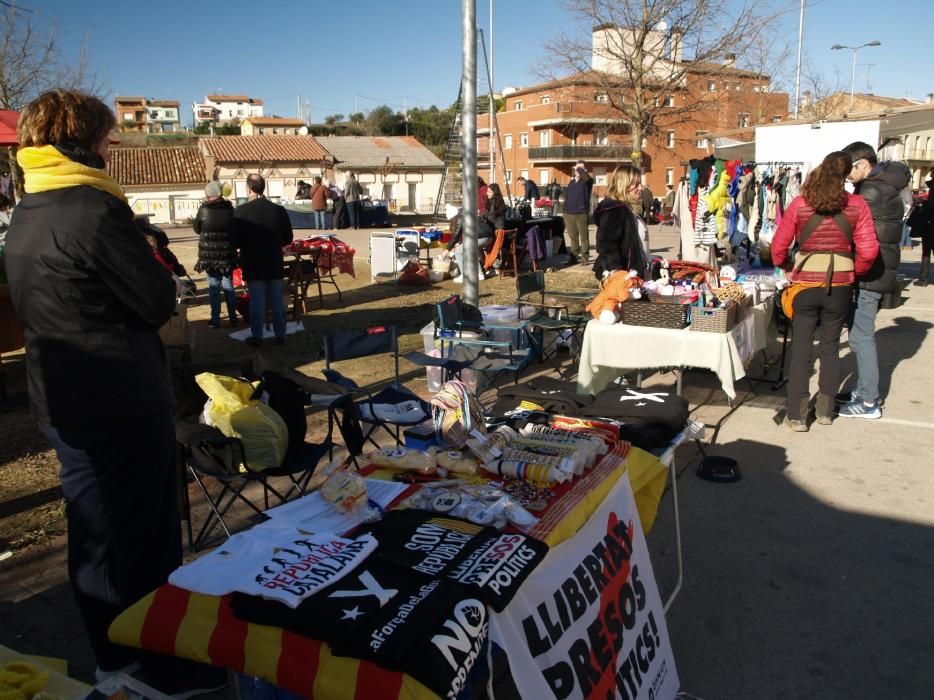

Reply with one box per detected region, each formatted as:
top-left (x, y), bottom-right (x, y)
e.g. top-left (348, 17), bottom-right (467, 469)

top-left (114, 97), bottom-right (181, 133)
top-left (478, 26), bottom-right (788, 196)
top-left (192, 94), bottom-right (264, 127)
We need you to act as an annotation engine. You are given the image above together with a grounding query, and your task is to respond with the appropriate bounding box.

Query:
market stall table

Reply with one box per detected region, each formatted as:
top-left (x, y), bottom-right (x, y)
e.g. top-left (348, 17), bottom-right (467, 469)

top-left (109, 447), bottom-right (679, 699)
top-left (283, 237), bottom-right (356, 316)
top-left (284, 201), bottom-right (390, 230)
top-left (576, 298), bottom-right (774, 401)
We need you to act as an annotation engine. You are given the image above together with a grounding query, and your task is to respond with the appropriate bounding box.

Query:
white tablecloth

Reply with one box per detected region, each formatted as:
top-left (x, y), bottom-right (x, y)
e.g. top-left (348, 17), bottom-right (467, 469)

top-left (576, 298), bottom-right (773, 400)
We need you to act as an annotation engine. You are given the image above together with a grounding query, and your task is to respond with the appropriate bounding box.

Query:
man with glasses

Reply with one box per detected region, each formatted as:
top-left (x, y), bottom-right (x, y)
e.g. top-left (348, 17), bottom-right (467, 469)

top-left (838, 142), bottom-right (911, 419)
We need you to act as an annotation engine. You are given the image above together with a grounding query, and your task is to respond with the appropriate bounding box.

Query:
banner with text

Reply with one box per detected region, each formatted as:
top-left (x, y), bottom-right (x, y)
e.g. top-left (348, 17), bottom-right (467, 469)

top-left (489, 474), bottom-right (678, 700)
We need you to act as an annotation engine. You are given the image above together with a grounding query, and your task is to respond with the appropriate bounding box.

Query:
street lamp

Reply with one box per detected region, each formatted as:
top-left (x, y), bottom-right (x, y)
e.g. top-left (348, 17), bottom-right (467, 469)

top-left (831, 41), bottom-right (881, 112)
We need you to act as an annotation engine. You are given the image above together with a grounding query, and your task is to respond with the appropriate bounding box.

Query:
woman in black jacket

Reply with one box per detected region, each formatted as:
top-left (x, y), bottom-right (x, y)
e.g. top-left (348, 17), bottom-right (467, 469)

top-left (194, 181), bottom-right (239, 327)
top-left (4, 91), bottom-right (188, 678)
top-left (592, 165), bottom-right (649, 282)
top-left (485, 182), bottom-right (507, 230)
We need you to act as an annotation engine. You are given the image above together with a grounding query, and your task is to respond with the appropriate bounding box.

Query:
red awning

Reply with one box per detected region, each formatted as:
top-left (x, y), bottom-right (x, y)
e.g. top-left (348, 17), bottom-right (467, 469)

top-left (0, 111), bottom-right (19, 146)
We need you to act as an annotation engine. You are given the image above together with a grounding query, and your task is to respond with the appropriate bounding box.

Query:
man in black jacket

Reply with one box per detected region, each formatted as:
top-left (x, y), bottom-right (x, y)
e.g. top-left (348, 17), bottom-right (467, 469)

top-left (839, 141), bottom-right (911, 419)
top-left (234, 174), bottom-right (294, 346)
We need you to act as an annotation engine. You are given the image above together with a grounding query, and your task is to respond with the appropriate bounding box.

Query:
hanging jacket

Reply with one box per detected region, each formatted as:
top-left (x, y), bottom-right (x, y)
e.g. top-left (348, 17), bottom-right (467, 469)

top-left (853, 161), bottom-right (911, 293)
top-left (193, 198), bottom-right (238, 274)
top-left (771, 193), bottom-right (878, 286)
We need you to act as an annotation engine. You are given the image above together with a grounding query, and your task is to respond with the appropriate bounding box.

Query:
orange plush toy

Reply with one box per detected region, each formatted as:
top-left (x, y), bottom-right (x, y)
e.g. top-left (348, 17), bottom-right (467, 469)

top-left (585, 270), bottom-right (644, 324)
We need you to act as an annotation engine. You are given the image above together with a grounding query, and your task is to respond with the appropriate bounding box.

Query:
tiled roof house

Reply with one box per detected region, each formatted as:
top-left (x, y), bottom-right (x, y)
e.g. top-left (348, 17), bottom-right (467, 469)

top-left (107, 146), bottom-right (210, 224)
top-left (317, 135), bottom-right (444, 213)
top-left (199, 135), bottom-right (331, 201)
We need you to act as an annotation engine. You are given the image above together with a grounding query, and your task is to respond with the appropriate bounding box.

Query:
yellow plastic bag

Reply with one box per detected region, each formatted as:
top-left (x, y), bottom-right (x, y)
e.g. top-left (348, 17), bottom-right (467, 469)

top-left (195, 372), bottom-right (288, 472)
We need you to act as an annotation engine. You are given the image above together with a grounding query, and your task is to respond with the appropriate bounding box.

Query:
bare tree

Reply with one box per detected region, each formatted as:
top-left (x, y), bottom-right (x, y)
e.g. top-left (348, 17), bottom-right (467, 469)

top-left (538, 0), bottom-right (793, 166)
top-left (797, 64), bottom-right (848, 120)
top-left (0, 2), bottom-right (102, 195)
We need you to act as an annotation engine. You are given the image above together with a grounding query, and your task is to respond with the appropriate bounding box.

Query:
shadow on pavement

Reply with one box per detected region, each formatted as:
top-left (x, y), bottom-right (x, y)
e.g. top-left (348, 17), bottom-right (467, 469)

top-left (649, 437), bottom-right (933, 697)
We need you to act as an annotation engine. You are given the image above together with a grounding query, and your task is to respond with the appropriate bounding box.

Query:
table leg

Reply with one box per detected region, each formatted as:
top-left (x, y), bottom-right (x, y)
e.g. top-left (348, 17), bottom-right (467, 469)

top-left (663, 454), bottom-right (683, 613)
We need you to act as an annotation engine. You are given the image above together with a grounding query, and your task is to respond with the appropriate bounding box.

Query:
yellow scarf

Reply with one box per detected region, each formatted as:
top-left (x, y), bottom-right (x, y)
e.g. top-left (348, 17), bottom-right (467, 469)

top-left (17, 145), bottom-right (127, 202)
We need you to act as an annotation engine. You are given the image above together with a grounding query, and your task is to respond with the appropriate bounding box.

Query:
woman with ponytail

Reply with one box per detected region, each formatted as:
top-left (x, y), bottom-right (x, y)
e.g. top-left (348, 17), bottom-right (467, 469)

top-left (772, 151), bottom-right (879, 431)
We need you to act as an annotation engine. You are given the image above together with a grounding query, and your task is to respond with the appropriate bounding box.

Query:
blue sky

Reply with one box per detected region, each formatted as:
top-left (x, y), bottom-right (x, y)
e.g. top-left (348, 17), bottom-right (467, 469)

top-left (23, 0), bottom-right (932, 124)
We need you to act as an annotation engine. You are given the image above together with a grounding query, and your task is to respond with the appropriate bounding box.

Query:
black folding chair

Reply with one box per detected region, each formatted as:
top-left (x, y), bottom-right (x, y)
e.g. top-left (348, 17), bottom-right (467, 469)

top-left (176, 371), bottom-right (336, 551)
top-left (322, 325), bottom-right (431, 447)
top-left (516, 270), bottom-right (590, 378)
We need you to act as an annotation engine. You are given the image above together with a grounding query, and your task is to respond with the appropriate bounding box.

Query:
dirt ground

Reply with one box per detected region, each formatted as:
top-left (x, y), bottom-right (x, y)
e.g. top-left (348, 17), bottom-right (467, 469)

top-left (0, 240), bottom-right (599, 554)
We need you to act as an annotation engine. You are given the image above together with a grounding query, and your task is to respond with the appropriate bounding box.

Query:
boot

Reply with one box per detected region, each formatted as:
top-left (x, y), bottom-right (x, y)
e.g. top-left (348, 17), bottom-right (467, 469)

top-left (914, 256), bottom-right (930, 287)
top-left (784, 397), bottom-right (810, 432)
top-left (815, 394), bottom-right (835, 425)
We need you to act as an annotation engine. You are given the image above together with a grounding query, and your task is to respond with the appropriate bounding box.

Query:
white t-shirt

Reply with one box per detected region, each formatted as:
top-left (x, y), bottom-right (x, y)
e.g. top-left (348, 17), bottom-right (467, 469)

top-left (169, 522), bottom-right (378, 608)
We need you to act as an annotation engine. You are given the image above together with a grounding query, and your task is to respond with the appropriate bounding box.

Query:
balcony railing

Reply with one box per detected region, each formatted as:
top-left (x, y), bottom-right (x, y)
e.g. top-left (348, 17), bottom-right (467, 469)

top-left (528, 144), bottom-right (633, 161)
top-left (904, 149), bottom-right (934, 161)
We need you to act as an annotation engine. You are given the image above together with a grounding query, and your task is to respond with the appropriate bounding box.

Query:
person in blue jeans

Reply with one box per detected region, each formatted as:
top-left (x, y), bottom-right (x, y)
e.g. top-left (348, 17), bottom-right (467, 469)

top-left (838, 142), bottom-right (911, 419)
top-left (193, 181), bottom-right (239, 328)
top-left (233, 173), bottom-right (294, 346)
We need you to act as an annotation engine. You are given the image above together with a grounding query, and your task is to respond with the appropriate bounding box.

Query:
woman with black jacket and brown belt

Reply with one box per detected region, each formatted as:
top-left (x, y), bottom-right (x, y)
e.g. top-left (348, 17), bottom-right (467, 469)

top-left (194, 181), bottom-right (239, 328)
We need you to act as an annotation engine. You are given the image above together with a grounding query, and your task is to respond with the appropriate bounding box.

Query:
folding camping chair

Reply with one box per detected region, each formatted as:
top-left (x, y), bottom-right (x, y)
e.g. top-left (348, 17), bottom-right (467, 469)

top-left (176, 371), bottom-right (337, 551)
top-left (515, 270), bottom-right (590, 378)
top-left (321, 325), bottom-right (431, 448)
top-left (429, 294), bottom-right (530, 393)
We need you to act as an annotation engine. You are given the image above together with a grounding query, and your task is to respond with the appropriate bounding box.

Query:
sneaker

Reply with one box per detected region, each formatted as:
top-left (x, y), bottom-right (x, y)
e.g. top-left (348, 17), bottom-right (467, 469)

top-left (784, 417), bottom-right (809, 432)
top-left (566, 253), bottom-right (579, 266)
top-left (816, 415), bottom-right (833, 426)
top-left (838, 399), bottom-right (881, 420)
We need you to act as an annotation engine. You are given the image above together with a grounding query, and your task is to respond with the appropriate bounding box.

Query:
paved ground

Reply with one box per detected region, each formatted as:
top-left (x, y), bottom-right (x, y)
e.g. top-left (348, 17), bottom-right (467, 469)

top-left (1, 223), bottom-right (932, 698)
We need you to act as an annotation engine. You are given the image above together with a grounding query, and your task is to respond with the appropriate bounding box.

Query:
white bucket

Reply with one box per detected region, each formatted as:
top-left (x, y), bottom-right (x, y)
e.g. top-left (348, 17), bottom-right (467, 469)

top-left (428, 270), bottom-right (445, 283)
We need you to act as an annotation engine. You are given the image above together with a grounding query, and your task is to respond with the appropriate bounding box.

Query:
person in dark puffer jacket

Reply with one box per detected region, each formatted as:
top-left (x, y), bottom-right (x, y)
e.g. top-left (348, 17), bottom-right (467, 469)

top-left (194, 181), bottom-right (239, 328)
top-left (838, 141), bottom-right (911, 419)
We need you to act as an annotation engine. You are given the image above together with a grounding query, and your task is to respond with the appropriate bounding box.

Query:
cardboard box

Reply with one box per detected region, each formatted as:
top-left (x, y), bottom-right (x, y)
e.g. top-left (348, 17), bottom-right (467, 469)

top-left (158, 305), bottom-right (190, 347)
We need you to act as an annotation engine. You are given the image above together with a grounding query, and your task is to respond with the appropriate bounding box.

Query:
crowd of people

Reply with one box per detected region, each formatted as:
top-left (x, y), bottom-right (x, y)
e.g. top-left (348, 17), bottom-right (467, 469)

top-left (3, 86), bottom-right (933, 697)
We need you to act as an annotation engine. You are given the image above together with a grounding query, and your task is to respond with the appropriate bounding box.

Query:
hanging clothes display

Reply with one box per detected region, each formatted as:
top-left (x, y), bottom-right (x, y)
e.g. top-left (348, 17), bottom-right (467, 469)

top-left (673, 180), bottom-right (707, 263)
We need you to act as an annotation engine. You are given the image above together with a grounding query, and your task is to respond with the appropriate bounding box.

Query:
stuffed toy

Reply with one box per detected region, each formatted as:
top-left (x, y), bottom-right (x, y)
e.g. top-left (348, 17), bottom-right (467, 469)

top-left (704, 169), bottom-right (731, 239)
top-left (585, 270), bottom-right (644, 324)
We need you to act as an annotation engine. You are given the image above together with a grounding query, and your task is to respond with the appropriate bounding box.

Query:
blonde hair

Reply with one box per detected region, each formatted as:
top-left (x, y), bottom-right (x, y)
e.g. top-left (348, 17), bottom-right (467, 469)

top-left (605, 165), bottom-right (642, 205)
top-left (18, 90), bottom-right (115, 150)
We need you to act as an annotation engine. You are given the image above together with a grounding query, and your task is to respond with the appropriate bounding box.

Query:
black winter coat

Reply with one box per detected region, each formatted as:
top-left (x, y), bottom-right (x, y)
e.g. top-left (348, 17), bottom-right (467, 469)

top-left (854, 162), bottom-right (911, 293)
top-left (4, 186), bottom-right (177, 429)
top-left (233, 197), bottom-right (294, 281)
top-left (592, 198), bottom-right (645, 280)
top-left (193, 198), bottom-right (238, 274)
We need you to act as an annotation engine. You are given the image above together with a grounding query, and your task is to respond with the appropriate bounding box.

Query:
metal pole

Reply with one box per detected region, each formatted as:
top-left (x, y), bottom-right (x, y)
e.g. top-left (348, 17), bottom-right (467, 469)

top-left (489, 0), bottom-right (495, 185)
top-left (793, 0), bottom-right (804, 119)
top-left (849, 49), bottom-right (858, 112)
top-left (462, 0), bottom-right (479, 307)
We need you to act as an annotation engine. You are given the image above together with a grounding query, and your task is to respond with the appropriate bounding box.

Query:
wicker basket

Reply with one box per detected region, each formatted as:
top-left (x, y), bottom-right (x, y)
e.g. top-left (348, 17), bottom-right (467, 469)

top-left (619, 295), bottom-right (692, 329)
top-left (690, 302), bottom-right (738, 333)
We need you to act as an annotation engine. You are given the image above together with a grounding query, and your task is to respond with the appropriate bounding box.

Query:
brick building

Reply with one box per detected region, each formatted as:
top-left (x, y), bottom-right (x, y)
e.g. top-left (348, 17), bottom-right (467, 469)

top-left (478, 29), bottom-right (788, 197)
